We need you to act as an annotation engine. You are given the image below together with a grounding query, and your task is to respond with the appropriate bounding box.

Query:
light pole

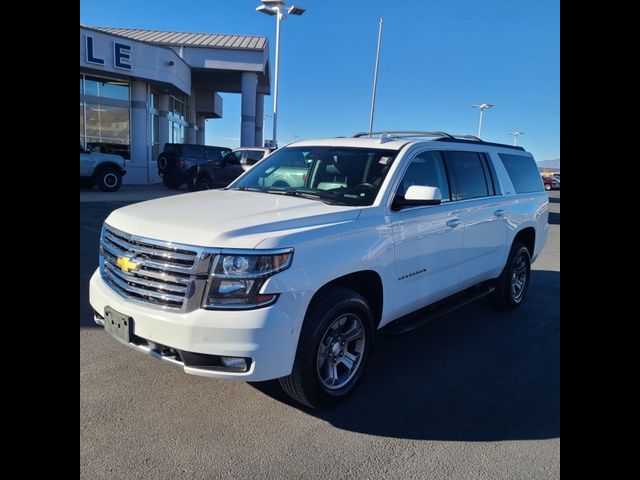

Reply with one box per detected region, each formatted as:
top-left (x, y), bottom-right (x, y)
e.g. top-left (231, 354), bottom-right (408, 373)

top-left (508, 131), bottom-right (524, 146)
top-left (368, 17), bottom-right (383, 137)
top-left (256, 0), bottom-right (305, 148)
top-left (471, 103), bottom-right (493, 139)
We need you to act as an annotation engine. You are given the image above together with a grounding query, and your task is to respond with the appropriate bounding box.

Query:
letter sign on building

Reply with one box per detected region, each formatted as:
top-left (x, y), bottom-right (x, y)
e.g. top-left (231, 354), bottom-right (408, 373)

top-left (85, 35), bottom-right (132, 71)
top-left (114, 42), bottom-right (132, 70)
top-left (86, 36), bottom-right (105, 65)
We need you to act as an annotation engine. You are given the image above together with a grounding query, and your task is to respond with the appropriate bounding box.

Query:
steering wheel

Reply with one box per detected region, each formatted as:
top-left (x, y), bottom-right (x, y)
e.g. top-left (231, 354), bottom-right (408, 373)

top-left (355, 183), bottom-right (376, 190)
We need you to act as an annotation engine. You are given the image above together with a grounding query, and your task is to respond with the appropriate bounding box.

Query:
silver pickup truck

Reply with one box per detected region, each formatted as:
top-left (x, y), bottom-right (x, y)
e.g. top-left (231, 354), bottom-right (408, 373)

top-left (80, 145), bottom-right (127, 192)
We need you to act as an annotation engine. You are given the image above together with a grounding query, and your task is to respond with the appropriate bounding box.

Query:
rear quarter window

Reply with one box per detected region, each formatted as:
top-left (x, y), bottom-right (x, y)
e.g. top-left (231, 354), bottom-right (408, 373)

top-left (498, 153), bottom-right (544, 193)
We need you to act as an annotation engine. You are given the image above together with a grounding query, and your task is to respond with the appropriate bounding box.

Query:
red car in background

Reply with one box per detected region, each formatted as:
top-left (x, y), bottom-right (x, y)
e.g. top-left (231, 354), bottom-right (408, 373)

top-left (542, 176), bottom-right (560, 191)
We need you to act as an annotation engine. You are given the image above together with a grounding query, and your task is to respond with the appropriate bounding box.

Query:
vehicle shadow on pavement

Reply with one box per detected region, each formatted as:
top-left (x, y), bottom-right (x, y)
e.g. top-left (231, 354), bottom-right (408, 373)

top-left (548, 212), bottom-right (560, 225)
top-left (251, 269), bottom-right (559, 441)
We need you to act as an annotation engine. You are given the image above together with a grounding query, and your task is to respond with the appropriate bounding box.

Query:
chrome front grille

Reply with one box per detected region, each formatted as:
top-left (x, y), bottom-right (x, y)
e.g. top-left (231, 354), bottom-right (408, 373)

top-left (99, 224), bottom-right (216, 311)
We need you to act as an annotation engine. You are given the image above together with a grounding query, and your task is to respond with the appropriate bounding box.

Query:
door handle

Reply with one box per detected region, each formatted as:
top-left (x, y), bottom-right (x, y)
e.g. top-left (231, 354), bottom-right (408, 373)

top-left (447, 218), bottom-right (462, 228)
top-left (494, 209), bottom-right (506, 217)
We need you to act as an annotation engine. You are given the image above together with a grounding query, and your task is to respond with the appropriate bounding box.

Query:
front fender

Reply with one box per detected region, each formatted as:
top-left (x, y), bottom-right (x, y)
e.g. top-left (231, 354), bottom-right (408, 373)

top-left (260, 213), bottom-right (395, 332)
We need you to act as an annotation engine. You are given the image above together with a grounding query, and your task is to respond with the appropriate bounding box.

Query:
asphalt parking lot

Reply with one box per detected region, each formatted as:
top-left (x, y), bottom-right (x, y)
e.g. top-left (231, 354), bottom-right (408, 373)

top-left (80, 189), bottom-right (560, 479)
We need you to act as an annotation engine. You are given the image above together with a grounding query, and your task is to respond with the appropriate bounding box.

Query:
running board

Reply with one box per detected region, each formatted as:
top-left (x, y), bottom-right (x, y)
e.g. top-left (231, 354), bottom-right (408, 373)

top-left (381, 285), bottom-right (495, 336)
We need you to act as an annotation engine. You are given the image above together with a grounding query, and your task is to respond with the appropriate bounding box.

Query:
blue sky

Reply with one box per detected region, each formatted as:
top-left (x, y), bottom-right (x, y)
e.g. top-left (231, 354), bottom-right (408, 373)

top-left (80, 0), bottom-right (559, 161)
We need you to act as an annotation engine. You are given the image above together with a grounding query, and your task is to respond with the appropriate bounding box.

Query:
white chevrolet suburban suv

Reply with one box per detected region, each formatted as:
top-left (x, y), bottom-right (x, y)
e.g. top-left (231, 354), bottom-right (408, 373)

top-left (89, 131), bottom-right (549, 409)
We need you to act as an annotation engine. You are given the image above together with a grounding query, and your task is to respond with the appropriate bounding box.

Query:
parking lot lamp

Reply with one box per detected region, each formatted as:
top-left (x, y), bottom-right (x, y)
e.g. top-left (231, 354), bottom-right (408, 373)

top-left (256, 1), bottom-right (306, 148)
top-left (508, 131), bottom-right (524, 146)
top-left (471, 103), bottom-right (493, 139)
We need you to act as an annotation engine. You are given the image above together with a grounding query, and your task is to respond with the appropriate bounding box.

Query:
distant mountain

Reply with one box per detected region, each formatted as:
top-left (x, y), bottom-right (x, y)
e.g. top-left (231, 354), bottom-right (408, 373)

top-left (537, 158), bottom-right (560, 170)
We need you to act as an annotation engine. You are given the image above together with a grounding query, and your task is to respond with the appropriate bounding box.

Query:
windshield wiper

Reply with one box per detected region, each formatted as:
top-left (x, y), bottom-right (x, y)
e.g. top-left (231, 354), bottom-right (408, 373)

top-left (231, 186), bottom-right (263, 192)
top-left (268, 189), bottom-right (349, 205)
top-left (233, 186), bottom-right (348, 205)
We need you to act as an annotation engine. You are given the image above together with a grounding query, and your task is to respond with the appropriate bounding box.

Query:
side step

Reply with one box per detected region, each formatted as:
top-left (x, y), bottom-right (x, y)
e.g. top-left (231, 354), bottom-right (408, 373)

top-left (380, 285), bottom-right (495, 336)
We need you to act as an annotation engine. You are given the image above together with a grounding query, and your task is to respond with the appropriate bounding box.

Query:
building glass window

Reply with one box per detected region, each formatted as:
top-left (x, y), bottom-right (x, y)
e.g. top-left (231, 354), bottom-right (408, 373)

top-left (81, 102), bottom-right (130, 159)
top-left (83, 75), bottom-right (130, 101)
top-left (150, 91), bottom-right (159, 110)
top-left (151, 114), bottom-right (160, 160)
top-left (170, 95), bottom-right (187, 120)
top-left (168, 94), bottom-right (188, 144)
top-left (170, 121), bottom-right (185, 144)
top-left (80, 74), bottom-right (131, 158)
top-left (80, 102), bottom-right (85, 146)
top-left (149, 90), bottom-right (160, 160)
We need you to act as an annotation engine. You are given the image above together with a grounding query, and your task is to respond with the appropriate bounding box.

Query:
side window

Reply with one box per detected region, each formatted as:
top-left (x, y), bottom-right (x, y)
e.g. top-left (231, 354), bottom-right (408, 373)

top-left (222, 151), bottom-right (242, 164)
top-left (498, 153), bottom-right (544, 193)
top-left (396, 150), bottom-right (450, 202)
top-left (184, 145), bottom-right (203, 157)
top-left (246, 150), bottom-right (265, 164)
top-left (443, 151), bottom-right (489, 200)
top-left (204, 148), bottom-right (222, 161)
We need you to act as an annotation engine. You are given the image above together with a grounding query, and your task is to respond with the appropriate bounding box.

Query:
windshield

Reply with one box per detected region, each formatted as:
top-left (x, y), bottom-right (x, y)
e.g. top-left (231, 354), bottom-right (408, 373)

top-left (229, 146), bottom-right (398, 206)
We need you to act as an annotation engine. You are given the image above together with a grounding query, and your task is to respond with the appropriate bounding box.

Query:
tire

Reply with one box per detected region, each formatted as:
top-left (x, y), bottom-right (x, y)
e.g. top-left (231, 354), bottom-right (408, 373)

top-left (490, 241), bottom-right (531, 310)
top-left (195, 176), bottom-right (213, 191)
top-left (162, 175), bottom-right (182, 190)
top-left (279, 286), bottom-right (374, 409)
top-left (186, 171), bottom-right (199, 192)
top-left (158, 154), bottom-right (174, 173)
top-left (95, 166), bottom-right (122, 192)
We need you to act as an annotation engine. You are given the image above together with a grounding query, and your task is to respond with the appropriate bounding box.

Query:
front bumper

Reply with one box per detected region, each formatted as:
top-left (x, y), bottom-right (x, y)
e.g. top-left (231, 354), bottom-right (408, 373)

top-left (89, 269), bottom-right (307, 381)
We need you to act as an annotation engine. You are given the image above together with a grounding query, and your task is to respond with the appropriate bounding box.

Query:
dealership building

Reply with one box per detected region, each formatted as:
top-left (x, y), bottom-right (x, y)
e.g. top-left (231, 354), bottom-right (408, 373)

top-left (80, 25), bottom-right (271, 184)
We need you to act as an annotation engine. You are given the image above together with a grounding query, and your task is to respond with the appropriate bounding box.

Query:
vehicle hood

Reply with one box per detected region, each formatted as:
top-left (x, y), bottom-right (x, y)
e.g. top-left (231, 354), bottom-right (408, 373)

top-left (105, 189), bottom-right (361, 249)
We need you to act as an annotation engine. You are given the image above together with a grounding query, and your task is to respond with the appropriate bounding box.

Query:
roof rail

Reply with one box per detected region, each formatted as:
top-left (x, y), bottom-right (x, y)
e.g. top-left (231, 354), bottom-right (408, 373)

top-left (351, 130), bottom-right (525, 150)
top-left (352, 131), bottom-right (455, 143)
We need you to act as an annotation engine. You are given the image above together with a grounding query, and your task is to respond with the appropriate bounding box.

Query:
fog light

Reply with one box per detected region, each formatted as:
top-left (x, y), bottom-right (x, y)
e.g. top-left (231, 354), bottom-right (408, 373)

top-left (220, 356), bottom-right (247, 369)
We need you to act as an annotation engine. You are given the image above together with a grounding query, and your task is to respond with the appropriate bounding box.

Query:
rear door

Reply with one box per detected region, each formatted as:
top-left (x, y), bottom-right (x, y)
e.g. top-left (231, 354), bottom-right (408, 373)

top-left (442, 150), bottom-right (508, 286)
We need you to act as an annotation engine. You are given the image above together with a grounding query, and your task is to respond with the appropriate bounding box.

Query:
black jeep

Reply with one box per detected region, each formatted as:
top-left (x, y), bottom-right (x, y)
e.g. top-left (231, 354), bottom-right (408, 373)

top-left (157, 143), bottom-right (233, 190)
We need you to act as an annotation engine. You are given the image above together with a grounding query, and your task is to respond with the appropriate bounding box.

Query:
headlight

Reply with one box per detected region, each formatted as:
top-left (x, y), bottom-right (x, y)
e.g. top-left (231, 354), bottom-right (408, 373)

top-left (202, 248), bottom-right (294, 309)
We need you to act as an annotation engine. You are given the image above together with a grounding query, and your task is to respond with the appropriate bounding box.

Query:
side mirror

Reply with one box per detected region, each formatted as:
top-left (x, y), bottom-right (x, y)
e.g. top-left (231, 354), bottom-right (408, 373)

top-left (392, 185), bottom-right (442, 211)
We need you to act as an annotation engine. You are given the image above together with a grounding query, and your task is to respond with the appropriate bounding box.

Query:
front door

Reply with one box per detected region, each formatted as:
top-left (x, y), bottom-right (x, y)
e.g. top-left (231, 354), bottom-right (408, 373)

top-left (80, 146), bottom-right (94, 177)
top-left (389, 150), bottom-right (464, 318)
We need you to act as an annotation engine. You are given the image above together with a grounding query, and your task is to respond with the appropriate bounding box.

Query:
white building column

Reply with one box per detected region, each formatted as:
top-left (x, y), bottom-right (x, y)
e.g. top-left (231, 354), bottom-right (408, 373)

top-left (187, 88), bottom-right (197, 144)
top-left (196, 115), bottom-right (206, 145)
top-left (241, 72), bottom-right (257, 147)
top-left (255, 93), bottom-right (264, 148)
top-left (129, 80), bottom-right (149, 184)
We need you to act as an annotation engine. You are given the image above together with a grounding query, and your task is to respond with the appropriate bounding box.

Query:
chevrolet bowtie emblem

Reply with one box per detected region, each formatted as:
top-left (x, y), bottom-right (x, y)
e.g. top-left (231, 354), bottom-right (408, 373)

top-left (116, 256), bottom-right (139, 273)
